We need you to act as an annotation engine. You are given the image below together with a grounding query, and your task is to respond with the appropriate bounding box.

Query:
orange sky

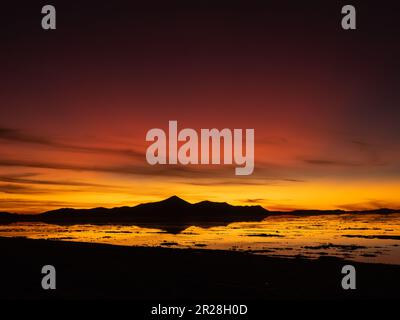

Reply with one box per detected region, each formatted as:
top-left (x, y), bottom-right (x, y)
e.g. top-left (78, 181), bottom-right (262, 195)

top-left (1, 118), bottom-right (399, 213)
top-left (1, 2), bottom-right (400, 213)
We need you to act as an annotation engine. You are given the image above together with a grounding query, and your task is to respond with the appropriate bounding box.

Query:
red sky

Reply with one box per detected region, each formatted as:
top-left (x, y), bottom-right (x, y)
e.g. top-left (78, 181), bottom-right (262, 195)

top-left (1, 1), bottom-right (399, 212)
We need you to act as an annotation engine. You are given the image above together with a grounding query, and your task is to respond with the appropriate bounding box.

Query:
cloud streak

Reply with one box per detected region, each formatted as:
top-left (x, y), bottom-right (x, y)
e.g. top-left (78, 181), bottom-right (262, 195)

top-left (0, 158), bottom-right (307, 187)
top-left (0, 126), bottom-right (144, 159)
top-left (0, 173), bottom-right (117, 188)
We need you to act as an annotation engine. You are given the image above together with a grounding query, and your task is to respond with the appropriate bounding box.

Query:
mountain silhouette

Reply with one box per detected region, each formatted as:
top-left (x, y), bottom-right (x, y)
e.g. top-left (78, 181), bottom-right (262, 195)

top-left (0, 197), bottom-right (398, 233)
top-left (0, 196), bottom-right (268, 233)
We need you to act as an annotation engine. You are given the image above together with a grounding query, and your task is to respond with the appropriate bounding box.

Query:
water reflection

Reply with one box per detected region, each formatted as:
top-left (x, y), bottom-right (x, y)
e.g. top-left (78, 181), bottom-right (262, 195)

top-left (1, 213), bottom-right (399, 264)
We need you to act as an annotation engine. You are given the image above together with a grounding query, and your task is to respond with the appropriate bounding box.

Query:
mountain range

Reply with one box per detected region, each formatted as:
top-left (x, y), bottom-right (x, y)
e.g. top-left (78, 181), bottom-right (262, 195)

top-left (0, 196), bottom-right (398, 233)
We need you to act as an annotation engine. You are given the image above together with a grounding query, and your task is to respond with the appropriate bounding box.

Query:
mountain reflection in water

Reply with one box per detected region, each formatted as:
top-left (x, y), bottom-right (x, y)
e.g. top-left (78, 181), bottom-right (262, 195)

top-left (1, 213), bottom-right (399, 265)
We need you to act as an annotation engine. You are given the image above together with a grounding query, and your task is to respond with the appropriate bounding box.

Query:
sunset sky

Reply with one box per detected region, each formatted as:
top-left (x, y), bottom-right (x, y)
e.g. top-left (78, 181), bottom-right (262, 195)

top-left (1, 1), bottom-right (399, 213)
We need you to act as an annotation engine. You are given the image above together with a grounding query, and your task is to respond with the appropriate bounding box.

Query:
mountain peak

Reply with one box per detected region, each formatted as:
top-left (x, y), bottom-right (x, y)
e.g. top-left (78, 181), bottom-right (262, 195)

top-left (161, 195), bottom-right (190, 205)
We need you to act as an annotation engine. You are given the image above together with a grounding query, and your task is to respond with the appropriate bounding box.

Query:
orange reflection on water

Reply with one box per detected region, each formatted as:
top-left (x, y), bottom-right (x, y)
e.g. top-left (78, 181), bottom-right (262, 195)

top-left (0, 213), bottom-right (399, 264)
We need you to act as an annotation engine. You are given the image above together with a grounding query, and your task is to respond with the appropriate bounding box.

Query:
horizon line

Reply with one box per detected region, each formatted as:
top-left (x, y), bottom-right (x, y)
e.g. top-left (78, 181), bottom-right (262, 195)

top-left (2, 195), bottom-right (399, 215)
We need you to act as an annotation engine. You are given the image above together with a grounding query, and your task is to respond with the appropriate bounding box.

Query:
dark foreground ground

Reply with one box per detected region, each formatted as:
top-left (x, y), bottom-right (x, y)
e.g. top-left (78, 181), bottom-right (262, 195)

top-left (0, 237), bottom-right (399, 300)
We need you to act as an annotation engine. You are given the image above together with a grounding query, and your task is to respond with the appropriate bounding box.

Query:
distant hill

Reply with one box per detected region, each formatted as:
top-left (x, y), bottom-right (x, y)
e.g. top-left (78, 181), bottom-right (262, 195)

top-left (0, 196), bottom-right (398, 233)
top-left (270, 208), bottom-right (399, 215)
top-left (0, 212), bottom-right (16, 220)
top-left (40, 195), bottom-right (268, 221)
top-left (0, 196), bottom-right (268, 233)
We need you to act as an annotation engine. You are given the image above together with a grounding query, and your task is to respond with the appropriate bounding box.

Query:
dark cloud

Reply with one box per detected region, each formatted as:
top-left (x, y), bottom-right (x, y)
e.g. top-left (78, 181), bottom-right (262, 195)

top-left (0, 126), bottom-right (143, 159)
top-left (0, 173), bottom-right (123, 189)
top-left (0, 158), bottom-right (218, 178)
top-left (0, 127), bottom-right (52, 145)
top-left (0, 158), bottom-right (307, 186)
top-left (183, 179), bottom-right (272, 186)
top-left (241, 198), bottom-right (265, 204)
top-left (0, 173), bottom-right (134, 196)
top-left (281, 178), bottom-right (305, 183)
top-left (183, 177), bottom-right (305, 186)
top-left (0, 184), bottom-right (62, 195)
top-left (303, 159), bottom-right (365, 167)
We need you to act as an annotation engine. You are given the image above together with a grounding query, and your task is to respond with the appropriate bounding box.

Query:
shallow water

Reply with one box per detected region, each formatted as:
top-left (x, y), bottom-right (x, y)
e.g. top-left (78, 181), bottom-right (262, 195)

top-left (1, 213), bottom-right (400, 264)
